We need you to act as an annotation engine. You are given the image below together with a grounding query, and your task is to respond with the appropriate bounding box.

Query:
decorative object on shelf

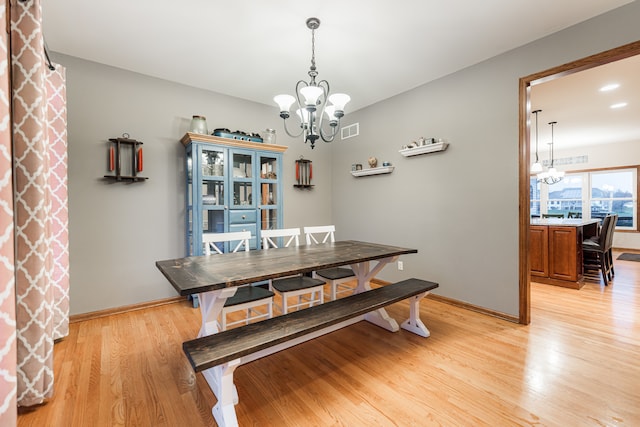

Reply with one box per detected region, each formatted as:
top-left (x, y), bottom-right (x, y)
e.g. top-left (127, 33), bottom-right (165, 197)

top-left (104, 133), bottom-right (148, 182)
top-left (399, 140), bottom-right (448, 157)
top-left (294, 156), bottom-right (314, 188)
top-left (530, 109), bottom-right (543, 173)
top-left (351, 165), bottom-right (394, 177)
top-left (190, 115), bottom-right (208, 135)
top-left (368, 156), bottom-right (378, 168)
top-left (263, 128), bottom-right (276, 145)
top-left (273, 17), bottom-right (350, 149)
top-left (211, 128), bottom-right (263, 143)
top-left (382, 161), bottom-right (392, 167)
top-left (537, 121), bottom-right (564, 185)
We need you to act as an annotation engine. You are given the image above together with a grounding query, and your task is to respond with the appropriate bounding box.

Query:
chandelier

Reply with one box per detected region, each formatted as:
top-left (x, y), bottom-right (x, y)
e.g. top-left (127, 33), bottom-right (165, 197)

top-left (274, 17), bottom-right (350, 149)
top-left (537, 120), bottom-right (565, 185)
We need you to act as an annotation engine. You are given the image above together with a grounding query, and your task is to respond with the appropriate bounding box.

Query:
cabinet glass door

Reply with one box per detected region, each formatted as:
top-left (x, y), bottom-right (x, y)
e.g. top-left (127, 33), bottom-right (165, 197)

top-left (259, 154), bottom-right (279, 230)
top-left (185, 145), bottom-right (194, 255)
top-left (231, 151), bottom-right (254, 207)
top-left (200, 146), bottom-right (226, 253)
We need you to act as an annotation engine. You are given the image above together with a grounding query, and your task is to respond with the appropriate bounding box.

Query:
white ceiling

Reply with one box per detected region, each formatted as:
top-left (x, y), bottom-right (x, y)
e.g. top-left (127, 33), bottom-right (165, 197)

top-left (531, 54), bottom-right (640, 151)
top-left (42, 0), bottom-right (638, 149)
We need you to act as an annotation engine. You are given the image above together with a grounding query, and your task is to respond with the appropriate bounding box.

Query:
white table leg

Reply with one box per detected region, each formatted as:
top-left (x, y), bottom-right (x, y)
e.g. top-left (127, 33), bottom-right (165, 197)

top-left (198, 287), bottom-right (237, 337)
top-left (352, 256), bottom-right (400, 332)
top-left (401, 292), bottom-right (431, 337)
top-left (198, 287), bottom-right (242, 424)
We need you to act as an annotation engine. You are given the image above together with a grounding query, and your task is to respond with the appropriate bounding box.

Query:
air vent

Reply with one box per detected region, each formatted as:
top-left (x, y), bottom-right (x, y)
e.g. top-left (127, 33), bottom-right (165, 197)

top-left (542, 155), bottom-right (588, 166)
top-left (341, 123), bottom-right (359, 140)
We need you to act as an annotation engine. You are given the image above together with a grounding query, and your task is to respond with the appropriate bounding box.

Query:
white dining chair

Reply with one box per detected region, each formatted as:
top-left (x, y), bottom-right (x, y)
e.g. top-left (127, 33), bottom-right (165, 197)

top-left (203, 231), bottom-right (274, 330)
top-left (303, 225), bottom-right (357, 301)
top-left (261, 228), bottom-right (325, 313)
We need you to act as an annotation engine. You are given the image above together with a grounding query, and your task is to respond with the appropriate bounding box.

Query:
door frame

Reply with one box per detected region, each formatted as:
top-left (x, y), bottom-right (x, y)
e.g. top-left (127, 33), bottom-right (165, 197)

top-left (518, 40), bottom-right (640, 324)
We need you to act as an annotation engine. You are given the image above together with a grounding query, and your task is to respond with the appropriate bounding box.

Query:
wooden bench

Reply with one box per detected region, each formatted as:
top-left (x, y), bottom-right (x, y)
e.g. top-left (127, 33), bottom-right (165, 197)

top-left (183, 278), bottom-right (439, 427)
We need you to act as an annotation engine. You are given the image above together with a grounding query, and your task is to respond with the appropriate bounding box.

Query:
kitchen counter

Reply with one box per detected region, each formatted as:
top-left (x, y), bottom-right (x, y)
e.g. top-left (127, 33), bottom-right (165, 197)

top-left (530, 218), bottom-right (599, 289)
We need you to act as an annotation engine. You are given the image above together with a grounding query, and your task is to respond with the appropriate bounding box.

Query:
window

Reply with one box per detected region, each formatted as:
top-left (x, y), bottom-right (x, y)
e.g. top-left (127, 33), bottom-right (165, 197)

top-left (530, 177), bottom-right (541, 217)
top-left (531, 166), bottom-right (638, 230)
top-left (547, 174), bottom-right (584, 218)
top-left (590, 169), bottom-right (636, 228)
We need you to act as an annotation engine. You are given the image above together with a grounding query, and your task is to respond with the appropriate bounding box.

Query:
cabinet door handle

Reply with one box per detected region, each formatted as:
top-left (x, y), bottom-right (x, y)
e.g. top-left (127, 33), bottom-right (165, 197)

top-left (242, 215), bottom-right (246, 219)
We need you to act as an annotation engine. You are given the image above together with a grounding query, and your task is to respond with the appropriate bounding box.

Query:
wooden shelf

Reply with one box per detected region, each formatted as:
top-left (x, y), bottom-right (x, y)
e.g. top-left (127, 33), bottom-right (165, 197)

top-left (104, 175), bottom-right (148, 182)
top-left (351, 166), bottom-right (395, 177)
top-left (399, 142), bottom-right (449, 157)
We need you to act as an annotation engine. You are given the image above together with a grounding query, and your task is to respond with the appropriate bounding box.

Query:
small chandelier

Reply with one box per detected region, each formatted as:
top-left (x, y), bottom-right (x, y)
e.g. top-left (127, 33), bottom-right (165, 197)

top-left (274, 17), bottom-right (350, 149)
top-left (537, 121), bottom-right (565, 185)
top-left (530, 109), bottom-right (543, 173)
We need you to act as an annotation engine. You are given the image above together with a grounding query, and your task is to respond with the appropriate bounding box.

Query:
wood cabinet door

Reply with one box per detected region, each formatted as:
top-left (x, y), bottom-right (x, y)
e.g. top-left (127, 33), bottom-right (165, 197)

top-left (548, 226), bottom-right (578, 281)
top-left (530, 226), bottom-right (549, 277)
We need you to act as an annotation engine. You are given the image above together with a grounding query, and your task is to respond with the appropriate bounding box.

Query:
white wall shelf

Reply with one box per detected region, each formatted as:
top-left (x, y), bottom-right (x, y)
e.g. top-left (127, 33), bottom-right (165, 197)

top-left (399, 142), bottom-right (449, 157)
top-left (351, 166), bottom-right (395, 177)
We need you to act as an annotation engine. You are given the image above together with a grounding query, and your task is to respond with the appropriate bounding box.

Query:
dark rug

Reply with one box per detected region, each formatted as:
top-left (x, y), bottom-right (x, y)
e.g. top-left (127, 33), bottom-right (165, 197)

top-left (617, 253), bottom-right (640, 261)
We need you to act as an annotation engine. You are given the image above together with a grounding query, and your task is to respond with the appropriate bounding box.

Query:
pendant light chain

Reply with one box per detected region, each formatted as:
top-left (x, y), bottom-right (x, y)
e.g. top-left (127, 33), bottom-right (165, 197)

top-left (310, 26), bottom-right (316, 73)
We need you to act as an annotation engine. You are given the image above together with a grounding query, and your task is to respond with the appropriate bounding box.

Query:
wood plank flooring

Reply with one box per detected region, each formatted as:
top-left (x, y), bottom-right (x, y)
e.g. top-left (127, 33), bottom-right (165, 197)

top-left (17, 251), bottom-right (640, 426)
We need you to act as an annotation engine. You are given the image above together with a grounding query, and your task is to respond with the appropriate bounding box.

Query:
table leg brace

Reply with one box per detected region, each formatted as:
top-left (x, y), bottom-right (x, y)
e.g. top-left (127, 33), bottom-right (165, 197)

top-left (401, 291), bottom-right (430, 337)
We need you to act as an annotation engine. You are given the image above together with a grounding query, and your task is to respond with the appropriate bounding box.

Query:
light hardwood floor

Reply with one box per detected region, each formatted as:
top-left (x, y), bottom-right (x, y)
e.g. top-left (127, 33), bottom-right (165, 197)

top-left (18, 251), bottom-right (640, 426)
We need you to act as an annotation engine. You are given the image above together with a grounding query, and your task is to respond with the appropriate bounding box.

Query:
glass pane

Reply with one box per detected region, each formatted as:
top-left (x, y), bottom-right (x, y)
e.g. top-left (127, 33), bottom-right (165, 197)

top-left (260, 182), bottom-right (277, 205)
top-left (233, 182), bottom-right (253, 206)
top-left (202, 180), bottom-right (224, 206)
top-left (261, 208), bottom-right (278, 230)
top-left (202, 148), bottom-right (224, 176)
top-left (202, 209), bottom-right (225, 234)
top-left (260, 155), bottom-right (278, 179)
top-left (233, 153), bottom-right (252, 178)
top-left (591, 170), bottom-right (635, 226)
top-left (187, 208), bottom-right (193, 256)
top-left (546, 174), bottom-right (583, 217)
top-left (530, 177), bottom-right (540, 217)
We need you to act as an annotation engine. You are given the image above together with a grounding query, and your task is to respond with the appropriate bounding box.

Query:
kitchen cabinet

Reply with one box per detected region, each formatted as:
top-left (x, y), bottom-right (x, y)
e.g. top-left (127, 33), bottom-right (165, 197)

top-left (529, 218), bottom-right (599, 289)
top-left (181, 133), bottom-right (287, 256)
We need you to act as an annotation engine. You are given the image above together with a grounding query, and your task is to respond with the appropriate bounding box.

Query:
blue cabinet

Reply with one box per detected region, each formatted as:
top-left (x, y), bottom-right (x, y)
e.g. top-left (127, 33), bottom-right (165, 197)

top-left (181, 133), bottom-right (287, 256)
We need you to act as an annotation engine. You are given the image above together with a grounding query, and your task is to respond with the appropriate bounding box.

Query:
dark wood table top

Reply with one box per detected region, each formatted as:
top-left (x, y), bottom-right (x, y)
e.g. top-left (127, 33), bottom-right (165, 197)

top-left (156, 240), bottom-right (417, 296)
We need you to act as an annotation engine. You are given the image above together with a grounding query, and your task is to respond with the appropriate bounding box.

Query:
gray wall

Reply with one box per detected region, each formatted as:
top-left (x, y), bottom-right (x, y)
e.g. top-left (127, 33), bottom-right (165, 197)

top-left (331, 1), bottom-right (640, 316)
top-left (56, 53), bottom-right (333, 315)
top-left (58, 1), bottom-right (640, 317)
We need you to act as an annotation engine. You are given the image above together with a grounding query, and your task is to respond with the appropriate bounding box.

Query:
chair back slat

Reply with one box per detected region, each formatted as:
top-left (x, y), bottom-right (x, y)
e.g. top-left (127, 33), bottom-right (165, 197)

top-left (203, 231), bottom-right (251, 255)
top-left (261, 228), bottom-right (301, 249)
top-left (303, 225), bottom-right (336, 245)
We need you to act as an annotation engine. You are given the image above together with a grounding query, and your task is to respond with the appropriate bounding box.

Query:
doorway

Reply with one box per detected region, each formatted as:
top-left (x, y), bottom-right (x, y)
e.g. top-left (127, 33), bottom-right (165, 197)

top-left (518, 40), bottom-right (640, 324)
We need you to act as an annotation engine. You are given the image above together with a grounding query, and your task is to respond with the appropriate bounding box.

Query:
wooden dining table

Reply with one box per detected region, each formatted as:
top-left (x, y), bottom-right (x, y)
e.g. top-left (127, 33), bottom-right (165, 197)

top-left (156, 240), bottom-right (424, 426)
top-left (156, 240), bottom-right (418, 337)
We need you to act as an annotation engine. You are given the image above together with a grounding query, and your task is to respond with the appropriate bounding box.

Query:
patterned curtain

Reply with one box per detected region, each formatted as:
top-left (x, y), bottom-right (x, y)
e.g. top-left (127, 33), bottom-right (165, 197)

top-left (11, 0), bottom-right (69, 407)
top-left (1, 0), bottom-right (17, 423)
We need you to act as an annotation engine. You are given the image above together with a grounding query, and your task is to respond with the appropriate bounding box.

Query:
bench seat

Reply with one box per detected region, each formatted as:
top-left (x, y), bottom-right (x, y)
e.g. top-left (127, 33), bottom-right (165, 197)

top-left (183, 278), bottom-right (439, 372)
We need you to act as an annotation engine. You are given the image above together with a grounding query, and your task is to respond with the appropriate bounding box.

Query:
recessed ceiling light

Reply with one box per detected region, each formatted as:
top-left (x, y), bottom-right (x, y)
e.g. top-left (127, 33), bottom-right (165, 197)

top-left (610, 102), bottom-right (627, 109)
top-left (600, 83), bottom-right (620, 92)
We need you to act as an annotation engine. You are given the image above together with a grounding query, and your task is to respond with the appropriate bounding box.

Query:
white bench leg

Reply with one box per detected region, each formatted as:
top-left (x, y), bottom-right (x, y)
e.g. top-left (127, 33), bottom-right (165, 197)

top-left (206, 359), bottom-right (241, 427)
top-left (401, 292), bottom-right (430, 337)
